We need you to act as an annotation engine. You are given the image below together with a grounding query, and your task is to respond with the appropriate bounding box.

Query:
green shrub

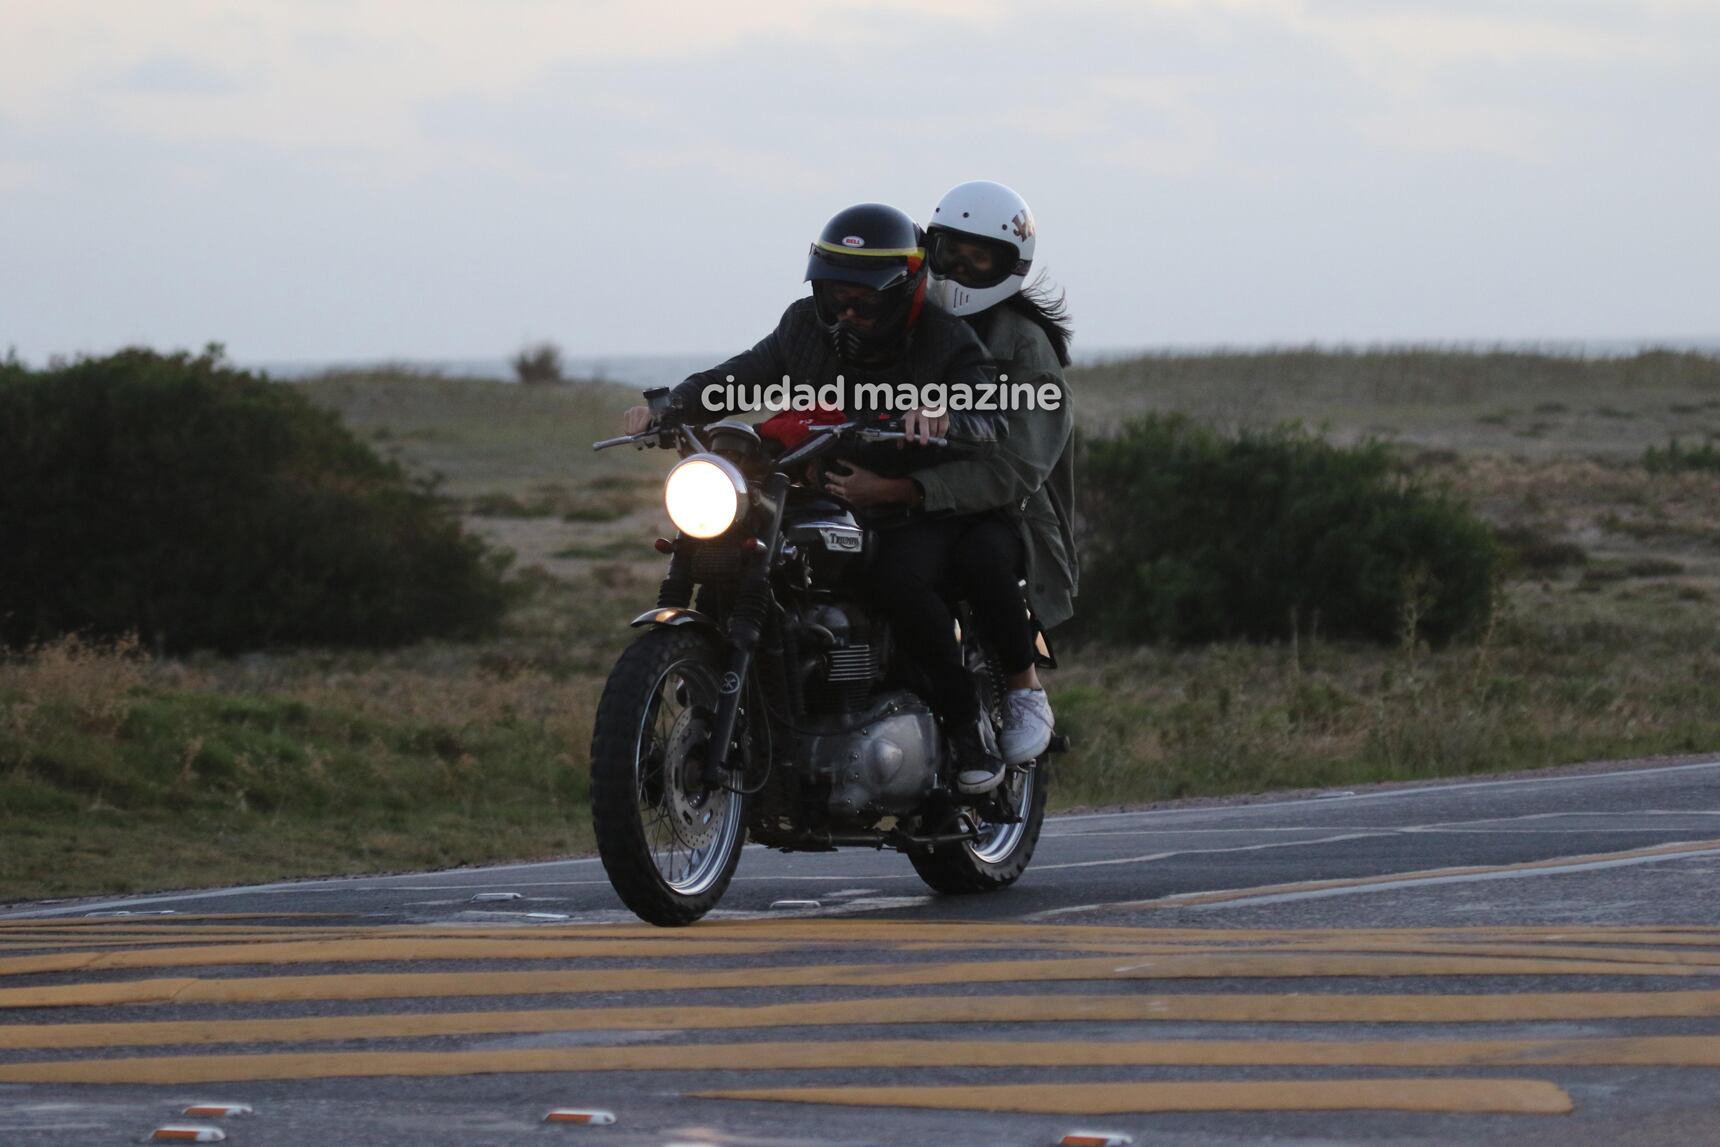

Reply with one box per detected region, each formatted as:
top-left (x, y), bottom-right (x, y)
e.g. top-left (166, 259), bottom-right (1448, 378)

top-left (1643, 437), bottom-right (1720, 473)
top-left (510, 341), bottom-right (564, 385)
top-left (1073, 414), bottom-right (1498, 646)
top-left (0, 347), bottom-right (510, 653)
top-left (1494, 523), bottom-right (1588, 578)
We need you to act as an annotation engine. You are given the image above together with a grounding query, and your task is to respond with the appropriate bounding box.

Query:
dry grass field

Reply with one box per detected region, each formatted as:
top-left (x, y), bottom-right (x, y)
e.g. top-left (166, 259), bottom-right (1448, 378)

top-left (4, 350), bottom-right (1719, 901)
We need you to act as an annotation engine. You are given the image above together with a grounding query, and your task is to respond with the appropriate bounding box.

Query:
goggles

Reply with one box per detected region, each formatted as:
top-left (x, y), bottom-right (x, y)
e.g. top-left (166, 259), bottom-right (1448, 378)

top-left (813, 280), bottom-right (893, 322)
top-left (926, 228), bottom-right (1026, 290)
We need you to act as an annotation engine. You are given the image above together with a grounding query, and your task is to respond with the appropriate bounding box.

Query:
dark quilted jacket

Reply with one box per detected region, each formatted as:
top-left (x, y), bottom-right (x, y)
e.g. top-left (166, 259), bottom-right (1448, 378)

top-left (669, 297), bottom-right (1004, 449)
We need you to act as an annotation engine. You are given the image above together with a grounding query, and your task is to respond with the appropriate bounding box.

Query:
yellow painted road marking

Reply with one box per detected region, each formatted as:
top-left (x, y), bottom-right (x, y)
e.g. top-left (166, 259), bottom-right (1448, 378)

top-left (4, 989), bottom-right (1720, 1050)
top-left (693, 1079), bottom-right (1575, 1116)
top-left (2, 1036), bottom-right (1675, 1083)
top-left (10, 947), bottom-right (1719, 1010)
top-left (6, 919), bottom-right (1720, 953)
top-left (0, 921), bottom-right (340, 928)
top-left (1078, 838), bottom-right (1720, 914)
top-left (11, 949), bottom-right (1720, 1010)
top-left (656, 919), bottom-right (1720, 943)
top-left (0, 936), bottom-right (829, 977)
top-left (10, 934), bottom-right (1719, 976)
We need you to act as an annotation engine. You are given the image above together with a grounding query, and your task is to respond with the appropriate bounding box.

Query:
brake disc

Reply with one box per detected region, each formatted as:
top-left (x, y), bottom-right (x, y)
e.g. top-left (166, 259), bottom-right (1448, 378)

top-left (661, 707), bottom-right (724, 850)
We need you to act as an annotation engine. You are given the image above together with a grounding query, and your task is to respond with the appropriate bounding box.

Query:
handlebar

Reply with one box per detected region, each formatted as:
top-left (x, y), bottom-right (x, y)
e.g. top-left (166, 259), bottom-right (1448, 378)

top-left (592, 420), bottom-right (946, 455)
top-left (851, 427), bottom-right (949, 448)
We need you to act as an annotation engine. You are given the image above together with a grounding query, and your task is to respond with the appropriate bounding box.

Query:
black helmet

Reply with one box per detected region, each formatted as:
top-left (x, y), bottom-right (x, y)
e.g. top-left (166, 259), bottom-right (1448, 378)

top-left (804, 203), bottom-right (927, 362)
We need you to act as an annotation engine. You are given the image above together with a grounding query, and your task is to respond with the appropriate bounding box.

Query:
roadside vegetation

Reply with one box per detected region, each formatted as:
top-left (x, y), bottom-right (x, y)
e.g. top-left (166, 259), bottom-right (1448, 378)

top-left (3, 348), bottom-right (1719, 900)
top-left (0, 348), bottom-right (509, 653)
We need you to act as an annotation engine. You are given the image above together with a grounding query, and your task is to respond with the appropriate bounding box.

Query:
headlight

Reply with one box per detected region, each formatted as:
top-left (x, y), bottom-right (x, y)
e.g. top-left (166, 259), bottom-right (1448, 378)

top-left (664, 454), bottom-right (745, 539)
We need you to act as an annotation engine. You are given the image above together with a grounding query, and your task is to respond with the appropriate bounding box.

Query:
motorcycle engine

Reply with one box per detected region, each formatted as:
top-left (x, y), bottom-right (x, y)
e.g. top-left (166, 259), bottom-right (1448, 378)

top-left (800, 694), bottom-right (940, 821)
top-left (792, 602), bottom-right (875, 716)
top-left (783, 601), bottom-right (941, 821)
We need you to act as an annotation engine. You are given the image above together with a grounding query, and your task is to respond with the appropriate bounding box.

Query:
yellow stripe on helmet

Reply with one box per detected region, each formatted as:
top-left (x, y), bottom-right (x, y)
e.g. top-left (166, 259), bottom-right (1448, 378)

top-left (813, 239), bottom-right (925, 258)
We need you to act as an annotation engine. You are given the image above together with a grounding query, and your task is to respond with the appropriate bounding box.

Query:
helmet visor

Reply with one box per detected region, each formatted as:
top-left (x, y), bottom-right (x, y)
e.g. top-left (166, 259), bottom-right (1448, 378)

top-left (926, 228), bottom-right (1026, 290)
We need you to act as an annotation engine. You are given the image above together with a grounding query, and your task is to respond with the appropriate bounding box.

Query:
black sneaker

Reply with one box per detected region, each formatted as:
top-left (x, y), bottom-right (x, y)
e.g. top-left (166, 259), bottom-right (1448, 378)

top-left (950, 716), bottom-right (1006, 795)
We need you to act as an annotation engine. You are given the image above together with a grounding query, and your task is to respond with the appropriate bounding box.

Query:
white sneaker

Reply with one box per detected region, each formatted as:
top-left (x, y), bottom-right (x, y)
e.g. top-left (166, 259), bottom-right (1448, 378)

top-left (999, 688), bottom-right (1054, 765)
top-left (953, 715), bottom-right (1007, 795)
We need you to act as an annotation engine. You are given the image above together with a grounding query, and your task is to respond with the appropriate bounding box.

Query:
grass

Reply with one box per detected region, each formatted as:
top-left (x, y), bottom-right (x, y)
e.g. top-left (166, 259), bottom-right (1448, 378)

top-left (0, 635), bottom-right (600, 897)
top-left (4, 349), bottom-right (1720, 901)
top-left (290, 368), bottom-right (660, 497)
top-left (1645, 437), bottom-right (1720, 473)
top-left (1074, 346), bottom-right (1720, 456)
top-left (1051, 588), bottom-right (1720, 810)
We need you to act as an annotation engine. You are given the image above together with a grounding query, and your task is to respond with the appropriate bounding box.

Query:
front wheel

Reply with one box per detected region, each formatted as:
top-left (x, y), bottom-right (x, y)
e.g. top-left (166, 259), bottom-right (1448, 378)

top-left (910, 762), bottom-right (1047, 894)
top-left (590, 627), bottom-right (747, 926)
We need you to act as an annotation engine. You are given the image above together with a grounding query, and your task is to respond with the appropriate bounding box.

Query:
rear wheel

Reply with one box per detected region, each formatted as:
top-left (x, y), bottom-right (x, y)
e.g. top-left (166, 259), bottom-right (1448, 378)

top-left (590, 627), bottom-right (747, 926)
top-left (910, 757), bottom-right (1048, 894)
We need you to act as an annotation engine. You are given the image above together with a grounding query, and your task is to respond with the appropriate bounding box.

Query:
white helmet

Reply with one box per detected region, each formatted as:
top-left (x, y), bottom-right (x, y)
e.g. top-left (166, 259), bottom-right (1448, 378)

top-left (925, 180), bottom-right (1037, 316)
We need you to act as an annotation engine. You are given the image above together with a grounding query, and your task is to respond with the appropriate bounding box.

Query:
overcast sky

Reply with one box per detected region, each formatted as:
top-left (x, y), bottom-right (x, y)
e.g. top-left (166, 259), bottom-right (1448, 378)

top-left (2, 0), bottom-right (1715, 364)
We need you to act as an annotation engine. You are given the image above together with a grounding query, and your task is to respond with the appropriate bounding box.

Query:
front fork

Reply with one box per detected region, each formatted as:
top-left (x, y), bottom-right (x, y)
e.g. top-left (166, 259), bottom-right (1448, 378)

top-left (703, 472), bottom-right (789, 784)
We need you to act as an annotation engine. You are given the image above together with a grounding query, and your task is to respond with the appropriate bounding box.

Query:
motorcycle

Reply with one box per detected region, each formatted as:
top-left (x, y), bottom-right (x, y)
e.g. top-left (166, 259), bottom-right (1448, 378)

top-left (587, 389), bottom-right (1067, 926)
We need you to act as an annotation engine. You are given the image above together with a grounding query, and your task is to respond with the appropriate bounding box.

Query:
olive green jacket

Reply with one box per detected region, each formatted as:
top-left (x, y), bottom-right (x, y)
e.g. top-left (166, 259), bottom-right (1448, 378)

top-left (909, 305), bottom-right (1079, 629)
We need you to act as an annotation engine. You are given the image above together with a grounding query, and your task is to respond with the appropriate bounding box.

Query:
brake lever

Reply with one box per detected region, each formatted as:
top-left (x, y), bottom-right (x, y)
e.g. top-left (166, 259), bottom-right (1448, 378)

top-left (854, 428), bottom-right (950, 448)
top-left (592, 426), bottom-right (681, 452)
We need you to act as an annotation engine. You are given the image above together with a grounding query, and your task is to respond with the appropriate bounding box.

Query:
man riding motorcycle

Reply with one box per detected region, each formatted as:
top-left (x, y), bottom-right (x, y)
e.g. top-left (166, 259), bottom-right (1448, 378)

top-left (619, 202), bottom-right (1016, 792)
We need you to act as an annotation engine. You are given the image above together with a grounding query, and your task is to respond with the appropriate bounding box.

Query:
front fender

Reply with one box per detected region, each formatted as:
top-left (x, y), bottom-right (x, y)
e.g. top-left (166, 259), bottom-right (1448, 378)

top-left (630, 606), bottom-right (722, 632)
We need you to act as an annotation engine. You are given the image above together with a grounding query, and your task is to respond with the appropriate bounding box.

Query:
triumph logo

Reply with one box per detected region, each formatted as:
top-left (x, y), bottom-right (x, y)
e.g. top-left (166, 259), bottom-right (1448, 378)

top-left (819, 528), bottom-right (863, 552)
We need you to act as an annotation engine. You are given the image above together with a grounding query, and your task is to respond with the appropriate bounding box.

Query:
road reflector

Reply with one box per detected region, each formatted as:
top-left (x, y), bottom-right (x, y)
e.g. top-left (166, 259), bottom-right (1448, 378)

top-left (1060, 1132), bottom-right (1133, 1147)
top-left (543, 1108), bottom-right (616, 1125)
top-left (181, 1104), bottom-right (253, 1118)
top-left (470, 892), bottom-right (523, 902)
top-left (149, 1126), bottom-right (226, 1143)
top-left (770, 900), bottom-right (821, 910)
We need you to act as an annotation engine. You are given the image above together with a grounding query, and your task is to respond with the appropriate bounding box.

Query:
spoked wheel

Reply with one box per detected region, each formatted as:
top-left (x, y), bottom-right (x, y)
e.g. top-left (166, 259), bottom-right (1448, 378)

top-left (910, 757), bottom-right (1047, 893)
top-left (915, 636), bottom-right (1045, 894)
top-left (910, 637), bottom-right (1049, 894)
top-left (590, 627), bottom-right (747, 926)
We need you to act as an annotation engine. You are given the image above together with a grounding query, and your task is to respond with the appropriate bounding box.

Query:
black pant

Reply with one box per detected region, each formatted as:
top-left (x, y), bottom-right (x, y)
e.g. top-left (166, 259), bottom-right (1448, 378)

top-left (869, 511), bottom-right (1035, 725)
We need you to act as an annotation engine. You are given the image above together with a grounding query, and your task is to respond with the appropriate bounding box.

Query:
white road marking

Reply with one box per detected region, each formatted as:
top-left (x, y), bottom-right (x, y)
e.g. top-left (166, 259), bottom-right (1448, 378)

top-left (1044, 810), bottom-right (1720, 843)
top-left (1177, 843), bottom-right (1720, 910)
top-left (1043, 827), bottom-right (1408, 837)
top-left (1036, 842), bottom-right (1720, 918)
top-left (1048, 758), bottom-right (1720, 825)
top-left (1032, 832), bottom-right (1396, 873)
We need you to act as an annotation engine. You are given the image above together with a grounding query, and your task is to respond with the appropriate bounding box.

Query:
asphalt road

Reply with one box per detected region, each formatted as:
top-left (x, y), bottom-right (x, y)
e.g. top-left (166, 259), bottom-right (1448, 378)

top-left (3, 757), bottom-right (1720, 1146)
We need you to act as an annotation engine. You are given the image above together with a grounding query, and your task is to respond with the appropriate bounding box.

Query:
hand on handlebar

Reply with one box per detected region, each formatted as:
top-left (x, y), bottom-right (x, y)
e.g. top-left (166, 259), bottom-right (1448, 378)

top-left (622, 405), bottom-right (654, 435)
top-left (901, 408), bottom-right (950, 447)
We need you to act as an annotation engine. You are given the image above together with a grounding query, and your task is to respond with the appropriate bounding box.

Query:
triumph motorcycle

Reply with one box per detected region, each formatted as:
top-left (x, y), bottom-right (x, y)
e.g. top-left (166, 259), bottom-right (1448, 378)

top-left (587, 389), bottom-right (1067, 926)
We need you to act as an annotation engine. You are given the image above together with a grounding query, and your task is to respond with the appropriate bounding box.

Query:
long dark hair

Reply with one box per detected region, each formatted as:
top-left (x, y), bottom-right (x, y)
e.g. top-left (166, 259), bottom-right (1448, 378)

top-left (1003, 274), bottom-right (1074, 367)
